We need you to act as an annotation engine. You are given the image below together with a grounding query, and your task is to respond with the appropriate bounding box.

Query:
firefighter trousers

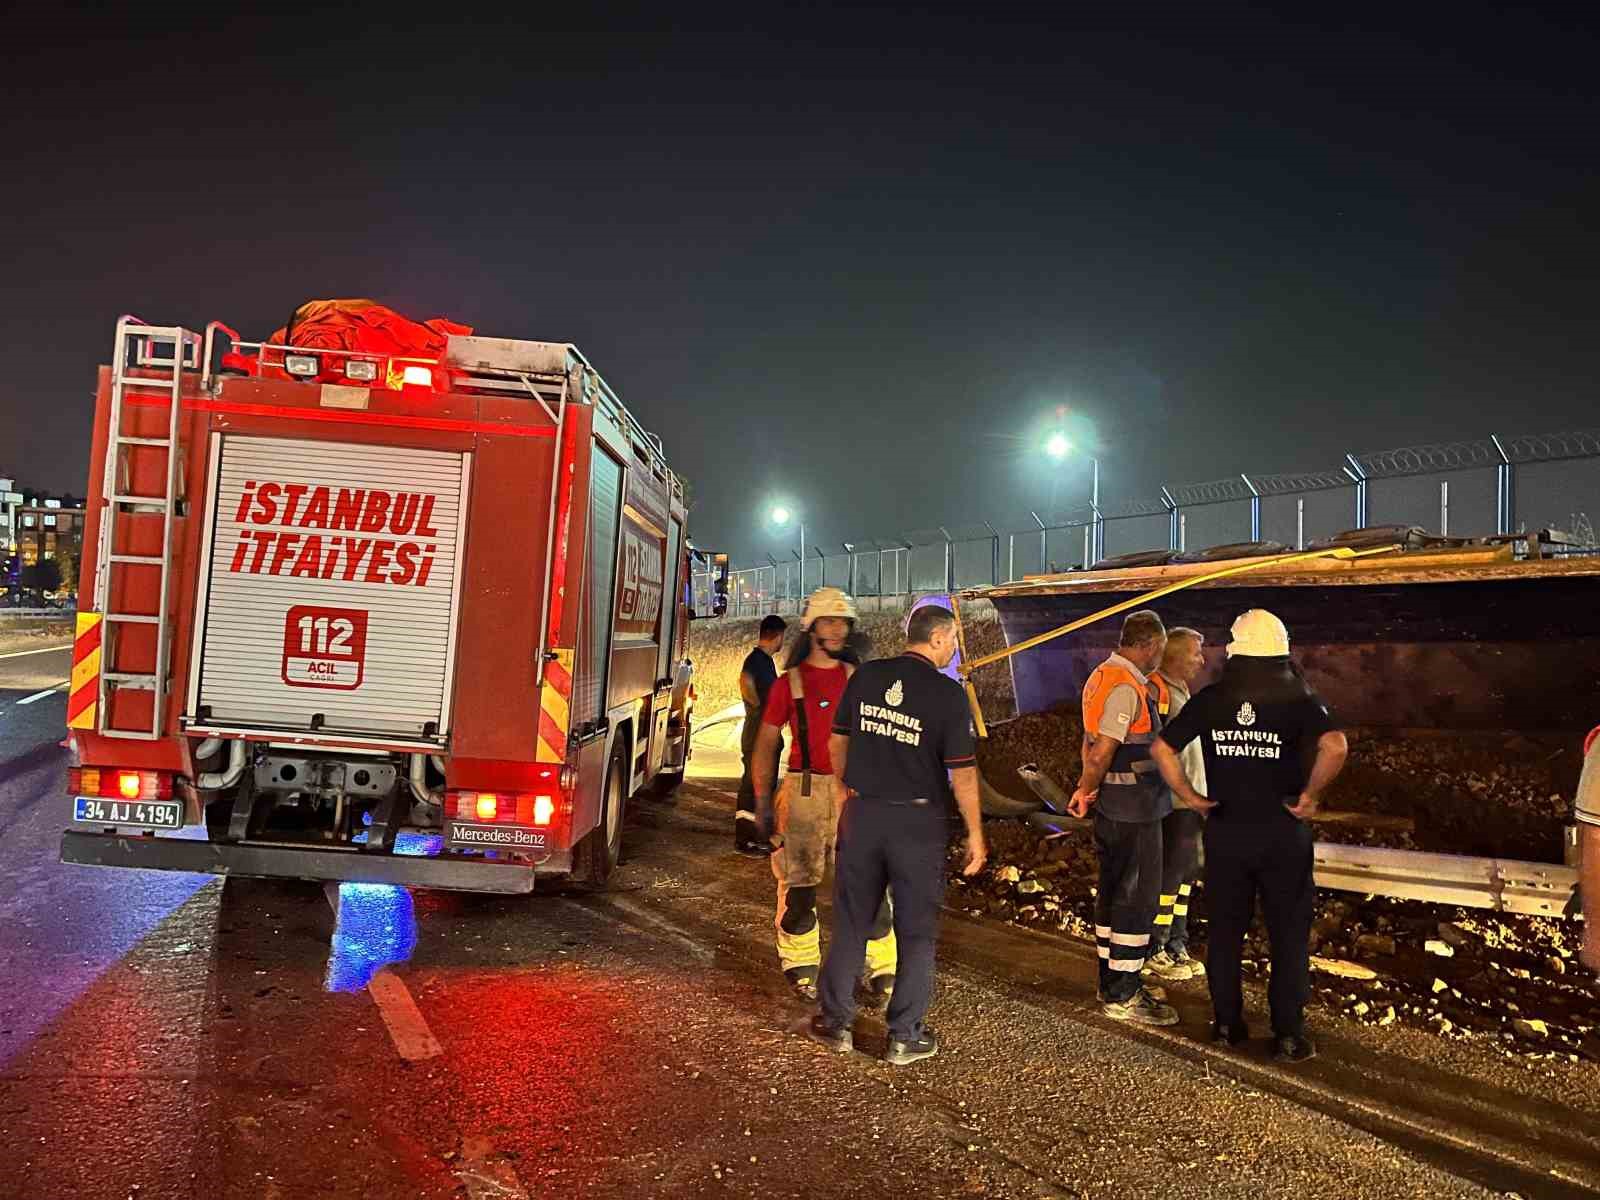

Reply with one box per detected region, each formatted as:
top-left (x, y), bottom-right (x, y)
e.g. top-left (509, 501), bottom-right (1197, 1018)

top-left (1203, 813), bottom-right (1315, 1038)
top-left (771, 773), bottom-right (896, 985)
top-left (1094, 813), bottom-right (1164, 1003)
top-left (1151, 807), bottom-right (1203, 956)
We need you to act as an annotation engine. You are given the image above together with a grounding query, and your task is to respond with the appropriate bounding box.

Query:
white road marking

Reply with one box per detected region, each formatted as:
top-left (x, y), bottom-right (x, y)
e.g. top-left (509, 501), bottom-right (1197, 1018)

top-left (16, 685), bottom-right (67, 705)
top-left (598, 892), bottom-right (717, 964)
top-left (322, 882), bottom-right (443, 1061)
top-left (0, 643), bottom-right (73, 661)
top-left (366, 967), bottom-right (445, 1060)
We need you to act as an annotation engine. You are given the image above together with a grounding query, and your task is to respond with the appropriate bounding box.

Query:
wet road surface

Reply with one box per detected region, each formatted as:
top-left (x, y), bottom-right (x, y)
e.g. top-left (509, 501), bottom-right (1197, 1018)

top-left (1, 705), bottom-right (1597, 1197)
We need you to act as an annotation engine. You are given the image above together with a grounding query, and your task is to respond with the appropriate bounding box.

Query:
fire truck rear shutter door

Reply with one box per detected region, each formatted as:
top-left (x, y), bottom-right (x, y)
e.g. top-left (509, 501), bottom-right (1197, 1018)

top-left (194, 435), bottom-right (469, 742)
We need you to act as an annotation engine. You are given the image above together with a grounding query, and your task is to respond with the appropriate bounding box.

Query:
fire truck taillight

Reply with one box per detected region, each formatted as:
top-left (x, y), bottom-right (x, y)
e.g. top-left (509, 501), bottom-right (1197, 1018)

top-left (448, 790), bottom-right (572, 829)
top-left (284, 354), bottom-right (319, 377)
top-left (69, 768), bottom-right (174, 802)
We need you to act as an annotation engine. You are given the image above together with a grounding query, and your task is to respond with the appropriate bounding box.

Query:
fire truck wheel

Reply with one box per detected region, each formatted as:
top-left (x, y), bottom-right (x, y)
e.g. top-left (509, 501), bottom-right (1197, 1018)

top-left (574, 738), bottom-right (627, 887)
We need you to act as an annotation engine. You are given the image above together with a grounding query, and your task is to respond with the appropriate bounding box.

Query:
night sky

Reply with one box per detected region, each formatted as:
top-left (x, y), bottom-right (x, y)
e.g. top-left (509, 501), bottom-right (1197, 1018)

top-left (4, 6), bottom-right (1597, 563)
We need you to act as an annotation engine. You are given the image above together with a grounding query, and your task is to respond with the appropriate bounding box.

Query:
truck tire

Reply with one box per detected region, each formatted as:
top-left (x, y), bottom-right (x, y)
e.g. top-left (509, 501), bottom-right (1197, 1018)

top-left (573, 739), bottom-right (627, 888)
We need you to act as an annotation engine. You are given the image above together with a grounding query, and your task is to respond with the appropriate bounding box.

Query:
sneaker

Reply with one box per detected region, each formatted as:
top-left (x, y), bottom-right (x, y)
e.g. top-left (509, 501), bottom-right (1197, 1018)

top-left (1273, 1034), bottom-right (1317, 1064)
top-left (1145, 949), bottom-right (1195, 981)
top-left (1102, 987), bottom-right (1179, 1026)
top-left (1212, 1022), bottom-right (1249, 1046)
top-left (734, 839), bottom-right (773, 859)
top-left (805, 1015), bottom-right (853, 1053)
top-left (883, 1027), bottom-right (940, 1066)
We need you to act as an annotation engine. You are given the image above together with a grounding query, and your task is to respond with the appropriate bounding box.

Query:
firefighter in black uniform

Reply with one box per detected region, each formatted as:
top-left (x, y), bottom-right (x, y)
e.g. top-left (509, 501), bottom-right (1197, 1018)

top-left (1151, 608), bottom-right (1349, 1063)
top-left (807, 605), bottom-right (987, 1065)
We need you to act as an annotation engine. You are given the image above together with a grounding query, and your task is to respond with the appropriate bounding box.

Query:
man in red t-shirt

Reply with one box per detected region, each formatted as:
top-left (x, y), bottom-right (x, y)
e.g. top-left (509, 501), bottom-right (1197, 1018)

top-left (752, 588), bottom-right (897, 1001)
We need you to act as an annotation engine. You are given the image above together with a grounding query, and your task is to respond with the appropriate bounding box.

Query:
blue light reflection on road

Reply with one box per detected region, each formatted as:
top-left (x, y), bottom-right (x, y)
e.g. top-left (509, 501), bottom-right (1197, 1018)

top-left (323, 831), bottom-right (439, 992)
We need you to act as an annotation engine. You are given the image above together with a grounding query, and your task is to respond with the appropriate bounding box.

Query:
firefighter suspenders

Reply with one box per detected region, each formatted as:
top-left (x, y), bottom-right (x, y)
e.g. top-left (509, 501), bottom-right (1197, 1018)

top-left (787, 664), bottom-right (854, 799)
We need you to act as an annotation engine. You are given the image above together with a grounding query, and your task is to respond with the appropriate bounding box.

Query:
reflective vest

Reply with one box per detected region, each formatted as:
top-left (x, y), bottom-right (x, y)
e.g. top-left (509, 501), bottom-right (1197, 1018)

top-left (1082, 657), bottom-right (1166, 812)
top-left (1150, 670), bottom-right (1172, 720)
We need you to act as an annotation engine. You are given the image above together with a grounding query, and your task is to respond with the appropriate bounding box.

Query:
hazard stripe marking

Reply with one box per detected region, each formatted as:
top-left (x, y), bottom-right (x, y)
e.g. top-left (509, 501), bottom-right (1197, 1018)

top-left (537, 648), bottom-right (574, 762)
top-left (544, 653), bottom-right (572, 697)
top-left (538, 710), bottom-right (567, 764)
top-left (67, 613), bottom-right (104, 731)
top-left (542, 684), bottom-right (570, 733)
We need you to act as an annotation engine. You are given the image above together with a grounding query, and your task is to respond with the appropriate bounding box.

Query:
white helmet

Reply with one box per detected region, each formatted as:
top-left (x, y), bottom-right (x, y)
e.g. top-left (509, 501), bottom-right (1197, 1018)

top-left (800, 586), bottom-right (858, 630)
top-left (1227, 609), bottom-right (1290, 658)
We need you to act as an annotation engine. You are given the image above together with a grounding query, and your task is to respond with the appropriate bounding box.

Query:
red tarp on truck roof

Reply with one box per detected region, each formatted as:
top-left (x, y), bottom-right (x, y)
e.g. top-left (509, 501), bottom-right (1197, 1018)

top-left (229, 299), bottom-right (473, 380)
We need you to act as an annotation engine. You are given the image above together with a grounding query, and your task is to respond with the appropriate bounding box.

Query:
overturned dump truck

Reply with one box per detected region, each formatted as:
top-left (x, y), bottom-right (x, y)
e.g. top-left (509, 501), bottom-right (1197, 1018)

top-left (958, 532), bottom-right (1600, 918)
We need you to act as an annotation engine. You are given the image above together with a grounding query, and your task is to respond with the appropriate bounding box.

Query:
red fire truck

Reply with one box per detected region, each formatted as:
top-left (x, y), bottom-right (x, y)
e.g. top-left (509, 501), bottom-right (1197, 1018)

top-left (60, 311), bottom-right (695, 893)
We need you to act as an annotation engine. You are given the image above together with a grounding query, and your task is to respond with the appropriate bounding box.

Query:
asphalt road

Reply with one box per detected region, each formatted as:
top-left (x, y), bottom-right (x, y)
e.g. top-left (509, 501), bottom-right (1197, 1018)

top-left (0, 696), bottom-right (1595, 1198)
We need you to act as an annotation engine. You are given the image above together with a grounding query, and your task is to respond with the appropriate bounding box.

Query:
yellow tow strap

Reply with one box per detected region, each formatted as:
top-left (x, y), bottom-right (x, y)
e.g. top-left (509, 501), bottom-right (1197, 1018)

top-left (952, 545), bottom-right (1399, 735)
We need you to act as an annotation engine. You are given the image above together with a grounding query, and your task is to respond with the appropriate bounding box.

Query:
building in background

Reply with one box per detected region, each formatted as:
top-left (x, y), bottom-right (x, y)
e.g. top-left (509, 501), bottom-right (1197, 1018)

top-left (1, 478), bottom-right (86, 598)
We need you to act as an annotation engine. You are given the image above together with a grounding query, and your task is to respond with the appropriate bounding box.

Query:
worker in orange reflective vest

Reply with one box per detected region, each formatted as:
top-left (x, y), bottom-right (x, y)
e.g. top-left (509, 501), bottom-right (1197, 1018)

top-left (1069, 609), bottom-right (1181, 1027)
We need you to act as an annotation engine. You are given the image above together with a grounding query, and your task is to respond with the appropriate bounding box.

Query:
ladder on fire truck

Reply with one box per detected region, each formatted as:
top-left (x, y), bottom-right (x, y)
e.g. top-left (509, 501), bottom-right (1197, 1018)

top-left (91, 317), bottom-right (200, 740)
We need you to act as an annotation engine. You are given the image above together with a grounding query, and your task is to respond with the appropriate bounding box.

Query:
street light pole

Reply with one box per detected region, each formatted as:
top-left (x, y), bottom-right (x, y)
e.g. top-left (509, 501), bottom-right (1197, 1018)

top-left (1090, 455), bottom-right (1102, 563)
top-left (1045, 431), bottom-right (1103, 564)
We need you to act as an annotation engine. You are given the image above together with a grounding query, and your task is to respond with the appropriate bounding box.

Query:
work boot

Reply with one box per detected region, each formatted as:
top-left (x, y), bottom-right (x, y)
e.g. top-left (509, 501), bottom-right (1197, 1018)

top-left (784, 968), bottom-right (819, 1003)
top-left (1212, 1021), bottom-right (1249, 1047)
top-left (1273, 1034), bottom-right (1317, 1064)
top-left (805, 1014), bottom-right (853, 1053)
top-left (1102, 987), bottom-right (1179, 1026)
top-left (734, 819), bottom-right (772, 858)
top-left (883, 1027), bottom-right (940, 1066)
top-left (1145, 949), bottom-right (1196, 981)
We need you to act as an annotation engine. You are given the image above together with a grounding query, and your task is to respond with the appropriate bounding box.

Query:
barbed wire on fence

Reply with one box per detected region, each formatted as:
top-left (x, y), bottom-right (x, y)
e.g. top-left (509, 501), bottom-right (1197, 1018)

top-left (1352, 438), bottom-right (1501, 477)
top-left (693, 427), bottom-right (1600, 612)
top-left (1501, 429), bottom-right (1600, 465)
top-left (1250, 469), bottom-right (1354, 496)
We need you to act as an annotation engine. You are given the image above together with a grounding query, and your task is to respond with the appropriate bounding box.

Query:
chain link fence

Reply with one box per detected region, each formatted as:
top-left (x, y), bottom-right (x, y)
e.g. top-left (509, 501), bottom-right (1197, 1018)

top-left (692, 428), bottom-right (1600, 619)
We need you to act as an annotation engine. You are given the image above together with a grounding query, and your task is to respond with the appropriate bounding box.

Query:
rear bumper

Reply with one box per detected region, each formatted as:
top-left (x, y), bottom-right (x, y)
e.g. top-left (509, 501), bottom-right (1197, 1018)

top-left (60, 831), bottom-right (537, 894)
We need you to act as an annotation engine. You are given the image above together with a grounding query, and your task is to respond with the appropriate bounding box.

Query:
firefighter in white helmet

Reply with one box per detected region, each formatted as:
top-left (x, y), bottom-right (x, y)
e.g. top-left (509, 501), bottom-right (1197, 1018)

top-left (1151, 608), bottom-right (1349, 1064)
top-left (751, 588), bottom-right (897, 1002)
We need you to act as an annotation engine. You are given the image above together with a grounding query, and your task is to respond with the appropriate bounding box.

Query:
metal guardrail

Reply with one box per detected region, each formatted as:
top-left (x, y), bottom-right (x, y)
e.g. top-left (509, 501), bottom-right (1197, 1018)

top-left (691, 427), bottom-right (1600, 619)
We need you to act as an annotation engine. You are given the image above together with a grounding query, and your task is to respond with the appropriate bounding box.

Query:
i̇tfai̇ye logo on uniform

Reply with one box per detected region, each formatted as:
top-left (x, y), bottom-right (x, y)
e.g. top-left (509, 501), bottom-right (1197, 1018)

top-left (1236, 701), bottom-right (1257, 727)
